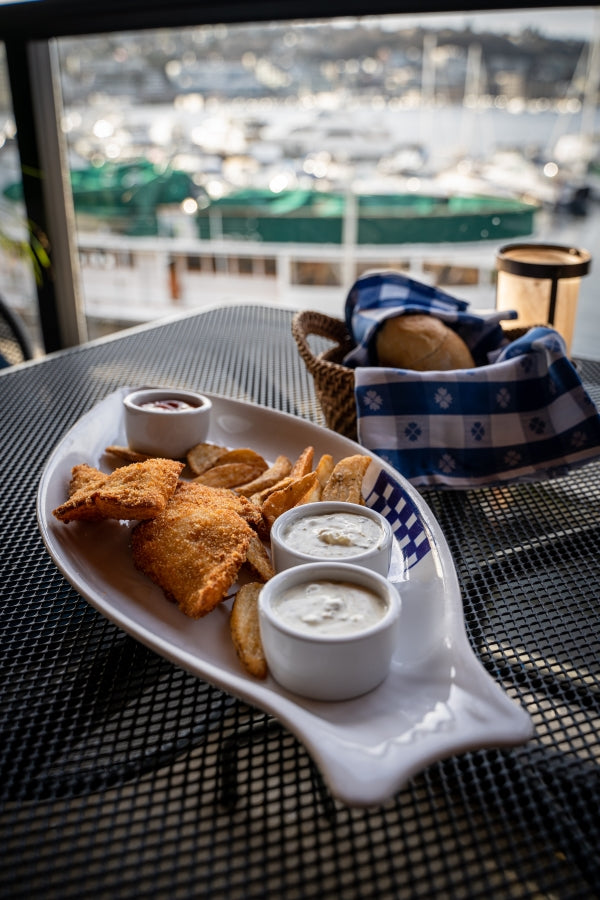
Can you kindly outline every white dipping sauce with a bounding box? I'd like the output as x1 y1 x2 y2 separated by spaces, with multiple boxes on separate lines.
272 580 387 636
282 512 383 559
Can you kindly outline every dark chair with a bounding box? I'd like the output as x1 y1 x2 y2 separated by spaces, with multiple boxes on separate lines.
0 293 34 368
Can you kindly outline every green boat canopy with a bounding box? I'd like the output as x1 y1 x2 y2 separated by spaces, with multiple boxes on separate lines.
3 160 200 236
197 187 538 244
3 166 539 242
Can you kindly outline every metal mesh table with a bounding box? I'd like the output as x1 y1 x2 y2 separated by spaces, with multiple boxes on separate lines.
1 303 599 899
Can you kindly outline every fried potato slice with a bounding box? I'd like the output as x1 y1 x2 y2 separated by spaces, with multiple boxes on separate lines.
53 458 184 523
105 445 154 463
290 446 314 478
244 533 275 582
261 472 319 527
295 477 323 505
321 454 370 504
230 582 268 679
193 462 265 489
315 453 334 487
212 448 268 471
131 493 254 618
186 442 229 475
249 475 295 507
235 455 293 498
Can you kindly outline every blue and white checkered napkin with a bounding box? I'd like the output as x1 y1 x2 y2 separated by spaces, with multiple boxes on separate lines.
344 271 600 488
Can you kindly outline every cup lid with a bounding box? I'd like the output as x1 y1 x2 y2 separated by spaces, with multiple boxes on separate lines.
496 243 591 280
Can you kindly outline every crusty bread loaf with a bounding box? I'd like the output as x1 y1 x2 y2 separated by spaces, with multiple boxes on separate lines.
375 313 475 371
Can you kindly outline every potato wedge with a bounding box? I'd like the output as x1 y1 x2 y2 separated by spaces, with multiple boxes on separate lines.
186 442 229 475
244 533 275 582
261 472 319 526
236 455 293 498
321 454 371 504
105 445 154 463
193 462 265 489
248 475 296 506
290 446 314 478
315 453 334 487
230 583 268 679
213 448 268 471
295 478 323 505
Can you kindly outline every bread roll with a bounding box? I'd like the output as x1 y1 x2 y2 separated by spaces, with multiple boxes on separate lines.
375 314 475 371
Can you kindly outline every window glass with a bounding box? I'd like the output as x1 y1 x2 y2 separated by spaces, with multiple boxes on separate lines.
0 42 44 358
45 11 600 355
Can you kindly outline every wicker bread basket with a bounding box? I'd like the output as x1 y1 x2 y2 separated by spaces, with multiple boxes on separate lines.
292 310 360 441
291 309 531 443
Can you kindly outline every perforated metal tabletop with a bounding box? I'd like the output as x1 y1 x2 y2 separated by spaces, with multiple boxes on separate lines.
1 304 599 899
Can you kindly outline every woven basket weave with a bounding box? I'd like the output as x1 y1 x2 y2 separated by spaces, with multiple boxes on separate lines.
292 310 359 440
291 309 532 443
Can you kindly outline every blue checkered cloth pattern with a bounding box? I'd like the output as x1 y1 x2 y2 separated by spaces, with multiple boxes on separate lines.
344 271 600 488
365 468 431 569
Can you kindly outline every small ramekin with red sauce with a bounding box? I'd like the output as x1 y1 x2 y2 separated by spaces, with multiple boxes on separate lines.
123 387 211 458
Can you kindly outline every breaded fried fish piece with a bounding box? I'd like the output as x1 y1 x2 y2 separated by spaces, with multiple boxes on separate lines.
53 464 110 522
175 481 265 535
69 463 109 496
131 492 254 618
53 458 183 523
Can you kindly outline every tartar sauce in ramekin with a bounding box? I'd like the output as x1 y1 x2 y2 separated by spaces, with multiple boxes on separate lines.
282 512 383 559
272 579 387 636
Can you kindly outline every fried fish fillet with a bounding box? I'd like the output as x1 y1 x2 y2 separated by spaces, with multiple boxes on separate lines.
131 489 254 618
53 463 111 522
174 480 265 535
53 458 183 523
69 463 109 496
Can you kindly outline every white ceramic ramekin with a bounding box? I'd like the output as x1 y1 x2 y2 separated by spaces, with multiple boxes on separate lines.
123 387 212 458
270 501 393 576
258 561 401 701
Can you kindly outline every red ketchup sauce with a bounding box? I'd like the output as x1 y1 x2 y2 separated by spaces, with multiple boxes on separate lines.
140 399 200 411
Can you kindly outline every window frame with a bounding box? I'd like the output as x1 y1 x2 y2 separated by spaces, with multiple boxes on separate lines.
1 0 596 350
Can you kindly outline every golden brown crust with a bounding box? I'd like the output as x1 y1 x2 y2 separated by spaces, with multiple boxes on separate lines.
104 445 154 463
244 533 275 582
54 464 109 522
174 481 265 534
53 458 183 523
186 442 229 475
131 492 254 618
375 314 475 371
193 462 264 489
235 455 293 498
93 458 183 519
289 446 314 478
68 463 109 496
230 583 268 678
321 455 370 504
261 471 319 528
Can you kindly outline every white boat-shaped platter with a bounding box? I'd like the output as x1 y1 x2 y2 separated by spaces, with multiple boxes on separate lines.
37 387 533 807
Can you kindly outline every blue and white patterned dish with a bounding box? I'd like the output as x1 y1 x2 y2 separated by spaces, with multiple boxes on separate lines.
37 387 533 807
